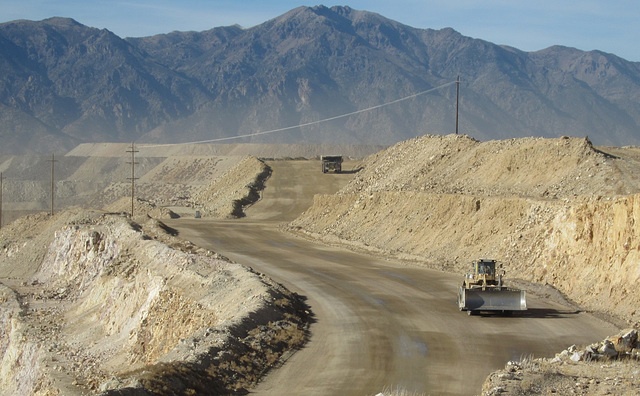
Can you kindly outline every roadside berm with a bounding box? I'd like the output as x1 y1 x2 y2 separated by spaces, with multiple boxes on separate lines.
0 209 309 395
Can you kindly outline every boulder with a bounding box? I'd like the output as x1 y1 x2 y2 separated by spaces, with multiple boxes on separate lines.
599 339 619 357
611 329 638 353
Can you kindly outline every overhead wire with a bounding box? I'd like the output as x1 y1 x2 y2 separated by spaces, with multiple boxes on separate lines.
139 79 459 148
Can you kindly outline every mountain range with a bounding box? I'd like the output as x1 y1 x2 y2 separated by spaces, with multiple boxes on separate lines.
1 5 640 155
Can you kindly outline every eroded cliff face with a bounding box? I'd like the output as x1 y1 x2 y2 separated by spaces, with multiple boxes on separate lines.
0 210 308 395
518 195 640 322
0 284 40 395
289 135 640 326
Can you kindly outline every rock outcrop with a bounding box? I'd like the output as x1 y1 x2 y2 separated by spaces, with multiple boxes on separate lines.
482 329 640 395
0 209 309 395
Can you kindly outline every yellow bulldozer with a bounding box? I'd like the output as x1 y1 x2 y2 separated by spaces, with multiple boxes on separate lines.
457 259 527 315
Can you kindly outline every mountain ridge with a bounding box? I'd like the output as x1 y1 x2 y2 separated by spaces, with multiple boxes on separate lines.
1 5 639 155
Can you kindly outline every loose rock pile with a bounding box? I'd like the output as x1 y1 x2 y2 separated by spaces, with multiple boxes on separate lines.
551 329 640 363
2 153 273 224
482 329 640 395
193 156 271 218
555 329 639 363
92 156 269 219
341 134 623 198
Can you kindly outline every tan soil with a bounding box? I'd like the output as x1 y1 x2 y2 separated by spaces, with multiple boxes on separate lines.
3 137 640 395
0 209 309 395
85 156 268 219
288 135 640 326
0 149 316 395
285 134 640 394
1 153 273 224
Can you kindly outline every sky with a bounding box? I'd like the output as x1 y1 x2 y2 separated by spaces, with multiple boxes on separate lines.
2 0 639 62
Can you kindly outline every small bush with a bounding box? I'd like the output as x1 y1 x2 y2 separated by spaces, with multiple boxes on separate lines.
373 386 429 396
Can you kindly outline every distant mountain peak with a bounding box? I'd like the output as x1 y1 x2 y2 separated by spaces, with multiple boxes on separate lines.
0 7 639 155
41 17 83 26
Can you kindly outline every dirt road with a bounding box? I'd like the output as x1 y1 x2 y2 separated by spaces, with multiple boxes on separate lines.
166 160 619 396
241 159 364 221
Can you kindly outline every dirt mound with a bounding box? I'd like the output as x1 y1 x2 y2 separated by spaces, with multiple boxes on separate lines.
193 156 271 218
0 209 309 395
2 146 278 224
343 134 625 197
98 156 272 219
72 156 269 219
289 135 640 326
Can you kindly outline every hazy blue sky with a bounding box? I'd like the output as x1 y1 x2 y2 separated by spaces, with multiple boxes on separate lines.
2 1 639 61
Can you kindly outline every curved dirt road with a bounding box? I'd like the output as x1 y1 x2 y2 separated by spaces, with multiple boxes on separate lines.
166 160 619 396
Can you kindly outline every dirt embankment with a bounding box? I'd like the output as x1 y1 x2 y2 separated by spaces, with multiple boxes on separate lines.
193 156 271 218
0 209 309 395
91 156 270 219
1 152 272 223
288 135 640 327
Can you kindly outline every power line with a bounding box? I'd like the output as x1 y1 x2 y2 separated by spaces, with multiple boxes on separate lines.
140 80 459 148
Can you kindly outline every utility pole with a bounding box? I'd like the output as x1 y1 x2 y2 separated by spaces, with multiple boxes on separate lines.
0 172 3 229
455 75 460 135
126 142 138 217
48 154 57 216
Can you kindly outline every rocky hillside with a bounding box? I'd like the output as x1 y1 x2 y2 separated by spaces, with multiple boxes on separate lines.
3 6 640 155
0 209 309 395
0 17 206 154
288 135 640 327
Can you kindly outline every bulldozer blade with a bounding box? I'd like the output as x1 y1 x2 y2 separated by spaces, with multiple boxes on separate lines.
459 287 527 312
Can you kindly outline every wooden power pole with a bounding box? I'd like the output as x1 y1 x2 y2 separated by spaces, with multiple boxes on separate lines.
0 172 3 229
126 142 138 217
456 75 460 135
48 154 57 216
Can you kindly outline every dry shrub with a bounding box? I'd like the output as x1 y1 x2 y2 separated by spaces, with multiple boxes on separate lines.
374 386 429 396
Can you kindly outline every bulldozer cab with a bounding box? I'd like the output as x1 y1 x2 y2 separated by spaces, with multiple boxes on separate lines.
476 260 495 277
465 259 501 289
